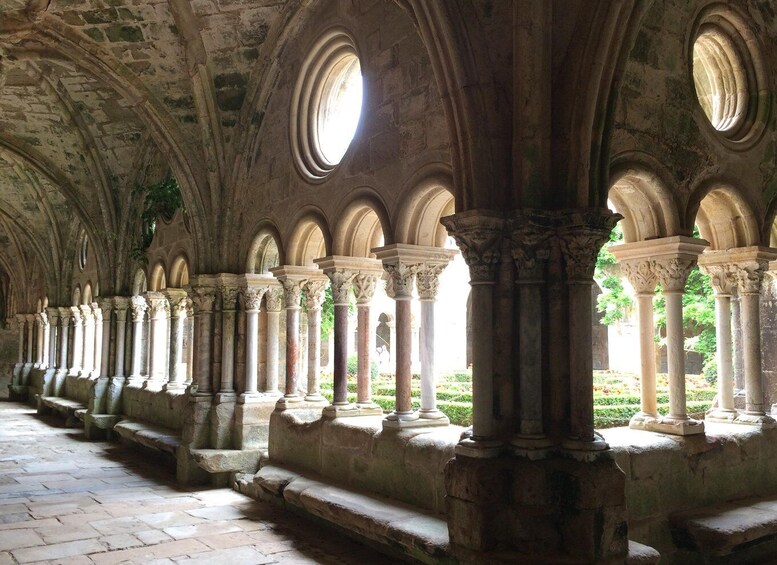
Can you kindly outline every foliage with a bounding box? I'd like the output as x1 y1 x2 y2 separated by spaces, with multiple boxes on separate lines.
346 354 379 378
130 175 183 263
595 224 633 324
315 286 356 340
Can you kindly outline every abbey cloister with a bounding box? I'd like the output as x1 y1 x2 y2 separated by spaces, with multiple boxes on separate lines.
5 0 777 563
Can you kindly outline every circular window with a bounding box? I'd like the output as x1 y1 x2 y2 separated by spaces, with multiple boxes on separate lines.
291 29 363 181
690 8 766 145
78 231 88 271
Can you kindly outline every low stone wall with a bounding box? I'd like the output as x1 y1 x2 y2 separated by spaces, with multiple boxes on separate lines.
268 409 460 515
603 423 777 563
121 384 187 431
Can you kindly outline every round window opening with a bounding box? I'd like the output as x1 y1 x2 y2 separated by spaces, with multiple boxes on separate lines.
690 10 765 145
78 231 88 271
292 30 363 181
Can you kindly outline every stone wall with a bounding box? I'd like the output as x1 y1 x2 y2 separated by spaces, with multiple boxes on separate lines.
121 386 187 431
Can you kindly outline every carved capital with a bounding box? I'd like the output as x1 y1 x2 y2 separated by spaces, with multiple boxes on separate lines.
219 286 240 310
92 304 103 324
736 260 768 295
326 270 355 304
130 295 148 321
265 287 284 312
58 307 71 319
189 288 216 313
415 263 446 301
112 296 130 312
70 306 83 324
241 287 266 311
46 307 59 324
170 296 188 318
304 280 328 310
79 304 94 324
147 298 170 319
352 274 378 304
97 298 113 314
699 264 737 296
620 260 658 295
653 257 696 292
509 213 554 281
384 263 416 299
557 210 621 282
280 279 303 309
441 212 504 283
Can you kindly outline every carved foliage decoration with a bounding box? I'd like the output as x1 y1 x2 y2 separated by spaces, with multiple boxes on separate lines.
557 210 621 282
510 213 554 280
352 274 378 304
241 287 266 311
326 270 355 304
129 295 148 321
652 257 696 292
384 263 416 299
737 260 768 295
441 213 504 283
304 280 329 310
189 288 216 313
415 263 446 300
280 279 303 309
265 287 284 312
219 286 240 310
700 264 737 296
620 260 658 294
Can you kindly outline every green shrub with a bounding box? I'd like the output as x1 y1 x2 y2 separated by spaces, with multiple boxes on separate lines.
346 355 378 378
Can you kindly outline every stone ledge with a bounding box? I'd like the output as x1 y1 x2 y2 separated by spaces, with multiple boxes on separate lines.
190 448 264 474
114 418 182 456
626 540 661 564
251 464 450 563
39 395 86 425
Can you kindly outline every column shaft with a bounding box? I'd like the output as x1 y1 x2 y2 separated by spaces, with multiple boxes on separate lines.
567 282 595 441
114 310 127 377
307 307 322 399
637 293 658 417
716 295 735 412
285 307 300 397
741 292 764 415
333 303 349 405
244 309 259 395
419 300 436 413
395 298 413 414
357 304 372 405
265 310 280 393
665 291 687 420
517 282 544 435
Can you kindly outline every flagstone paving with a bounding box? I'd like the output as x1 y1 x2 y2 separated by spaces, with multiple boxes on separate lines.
0 400 396 564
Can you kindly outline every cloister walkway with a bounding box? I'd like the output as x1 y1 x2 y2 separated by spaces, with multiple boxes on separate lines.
0 400 393 565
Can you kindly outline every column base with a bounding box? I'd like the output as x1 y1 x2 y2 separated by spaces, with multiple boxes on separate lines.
454 437 503 458
162 382 186 392
418 408 450 422
705 408 738 423
511 434 554 460
304 393 327 403
215 391 237 403
355 402 384 416
125 376 146 388
629 412 661 430
561 433 611 461
641 416 705 436
323 403 360 418
142 379 164 392
238 392 264 404
735 411 776 427
275 395 304 410
383 413 450 429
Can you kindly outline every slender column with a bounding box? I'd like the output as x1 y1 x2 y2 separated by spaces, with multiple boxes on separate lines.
353 274 379 408
509 217 554 450
264 287 283 395
383 263 417 424
442 213 504 455
415 264 449 421
96 300 111 377
323 271 355 415
46 308 59 370
57 308 70 372
732 293 745 390
41 312 50 367
34 313 44 366
185 304 194 385
16 314 25 364
145 295 170 387
217 286 239 397
25 314 34 364
737 261 772 422
620 261 660 425
112 298 129 378
241 287 265 400
558 211 620 450
190 288 216 395
304 280 328 402
279 278 304 403
164 294 188 391
653 257 704 433
700 264 737 419
128 296 148 385
68 308 83 376
79 305 95 376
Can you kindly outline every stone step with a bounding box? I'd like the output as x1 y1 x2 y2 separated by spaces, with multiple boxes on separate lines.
626 540 661 564
114 419 182 456
190 448 264 474
248 464 450 564
671 495 777 562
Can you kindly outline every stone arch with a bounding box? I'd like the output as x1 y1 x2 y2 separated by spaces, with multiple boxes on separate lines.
72 284 81 307
132 268 148 296
690 184 760 250
169 254 190 288
36 298 42 313
83 282 93 305
149 262 167 292
332 191 391 257
286 209 331 266
395 179 455 247
607 165 681 243
246 223 284 274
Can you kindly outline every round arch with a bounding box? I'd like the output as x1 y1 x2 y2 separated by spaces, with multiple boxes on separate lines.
286 209 331 266
72 284 81 307
332 191 391 257
169 254 190 288
149 262 167 292
395 181 455 247
246 223 284 274
689 184 760 250
83 282 93 304
607 167 681 243
132 268 148 296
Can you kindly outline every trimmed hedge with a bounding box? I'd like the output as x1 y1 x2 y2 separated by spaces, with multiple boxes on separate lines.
593 389 716 406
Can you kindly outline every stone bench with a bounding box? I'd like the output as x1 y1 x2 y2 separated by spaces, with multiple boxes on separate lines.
671 496 777 563
38 396 86 427
190 449 264 475
113 419 182 457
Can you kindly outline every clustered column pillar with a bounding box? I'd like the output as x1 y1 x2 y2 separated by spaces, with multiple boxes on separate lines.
352 274 382 414
128 296 148 386
46 308 59 372
15 314 25 366
303 280 328 403
108 297 129 415
40 311 50 368
190 288 215 395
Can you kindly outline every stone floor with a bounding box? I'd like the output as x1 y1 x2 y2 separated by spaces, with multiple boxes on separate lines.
0 399 397 565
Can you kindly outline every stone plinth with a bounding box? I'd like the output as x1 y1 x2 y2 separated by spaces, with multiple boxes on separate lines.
234 396 278 449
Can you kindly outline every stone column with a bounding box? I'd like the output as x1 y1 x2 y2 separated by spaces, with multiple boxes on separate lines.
46 308 59 371
653 256 704 434
34 313 44 367
217 285 239 399
557 211 620 451
415 263 450 423
699 263 737 421
441 213 504 456
509 216 553 452
112 298 129 379
190 287 216 395
732 293 745 390
736 258 774 424
57 308 70 372
264 287 283 395
304 279 328 402
620 261 659 427
68 308 83 376
241 287 265 401
164 293 188 391
353 274 382 413
323 270 356 416
79 305 95 378
145 294 170 388
40 311 50 368
96 300 111 378
276 276 305 406
128 296 148 385
16 314 25 364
